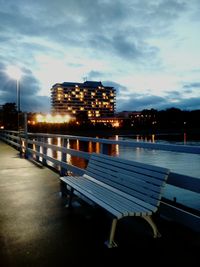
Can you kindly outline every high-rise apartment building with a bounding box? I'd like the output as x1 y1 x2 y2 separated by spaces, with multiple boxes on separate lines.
51 81 116 118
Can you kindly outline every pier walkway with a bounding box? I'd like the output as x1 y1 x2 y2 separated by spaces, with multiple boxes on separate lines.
0 140 199 267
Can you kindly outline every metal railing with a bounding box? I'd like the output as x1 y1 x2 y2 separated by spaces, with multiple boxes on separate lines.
0 130 200 232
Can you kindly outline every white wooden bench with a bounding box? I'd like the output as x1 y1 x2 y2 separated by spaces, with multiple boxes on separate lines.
60 153 170 248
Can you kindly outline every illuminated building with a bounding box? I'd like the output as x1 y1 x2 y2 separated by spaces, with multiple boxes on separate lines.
90 117 123 128
51 81 116 118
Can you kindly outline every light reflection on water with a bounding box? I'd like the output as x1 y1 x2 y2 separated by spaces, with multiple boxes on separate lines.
46 133 200 210
46 133 200 177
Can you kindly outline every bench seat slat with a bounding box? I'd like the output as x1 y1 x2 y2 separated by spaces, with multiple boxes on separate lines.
62 175 156 211
87 165 163 193
88 158 167 185
86 165 164 198
92 153 169 174
73 177 152 214
84 170 161 206
84 175 157 211
90 154 169 179
61 177 123 218
61 176 153 217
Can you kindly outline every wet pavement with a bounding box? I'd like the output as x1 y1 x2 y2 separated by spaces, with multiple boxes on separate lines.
0 140 199 267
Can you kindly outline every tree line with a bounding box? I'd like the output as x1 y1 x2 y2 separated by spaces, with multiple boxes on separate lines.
0 103 199 134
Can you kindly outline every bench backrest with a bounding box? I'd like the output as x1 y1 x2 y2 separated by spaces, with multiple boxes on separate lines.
85 153 170 207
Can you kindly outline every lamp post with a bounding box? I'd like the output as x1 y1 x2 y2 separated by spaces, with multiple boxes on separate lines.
6 66 22 131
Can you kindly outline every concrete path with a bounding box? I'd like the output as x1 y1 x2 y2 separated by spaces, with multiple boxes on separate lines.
0 140 199 267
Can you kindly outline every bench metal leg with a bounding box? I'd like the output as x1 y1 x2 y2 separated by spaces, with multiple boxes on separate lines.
65 187 74 208
60 180 68 197
142 215 161 238
105 218 118 248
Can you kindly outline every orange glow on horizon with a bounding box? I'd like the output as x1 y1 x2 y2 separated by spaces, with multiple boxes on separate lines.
36 113 72 123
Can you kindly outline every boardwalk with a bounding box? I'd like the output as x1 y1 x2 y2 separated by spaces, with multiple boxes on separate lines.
0 140 199 267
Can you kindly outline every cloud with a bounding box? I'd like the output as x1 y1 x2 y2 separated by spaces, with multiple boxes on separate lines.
183 82 200 89
116 90 200 111
102 81 127 94
0 0 183 63
174 97 200 110
87 70 106 80
165 90 182 97
117 93 168 111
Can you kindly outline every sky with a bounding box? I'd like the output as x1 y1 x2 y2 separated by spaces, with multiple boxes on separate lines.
0 0 200 113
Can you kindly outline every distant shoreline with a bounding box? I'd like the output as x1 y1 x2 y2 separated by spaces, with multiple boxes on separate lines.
55 127 200 139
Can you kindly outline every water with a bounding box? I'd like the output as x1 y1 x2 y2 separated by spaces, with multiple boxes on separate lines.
116 134 200 178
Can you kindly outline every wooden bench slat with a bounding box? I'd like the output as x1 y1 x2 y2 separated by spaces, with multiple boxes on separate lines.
85 169 161 206
60 177 123 218
88 157 168 184
62 176 152 217
84 174 157 211
87 164 163 192
92 153 169 174
62 174 157 212
75 177 152 214
91 154 169 178
86 165 164 197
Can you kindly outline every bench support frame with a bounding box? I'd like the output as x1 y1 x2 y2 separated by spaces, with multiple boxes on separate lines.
104 215 161 248
142 215 161 238
105 218 118 248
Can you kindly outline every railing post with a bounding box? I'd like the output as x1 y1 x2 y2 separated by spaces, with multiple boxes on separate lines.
60 138 67 176
19 131 22 156
100 143 109 155
42 137 47 166
24 113 29 159
35 137 40 162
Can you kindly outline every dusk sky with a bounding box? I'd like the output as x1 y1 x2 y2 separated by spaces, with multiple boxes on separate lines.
0 0 200 113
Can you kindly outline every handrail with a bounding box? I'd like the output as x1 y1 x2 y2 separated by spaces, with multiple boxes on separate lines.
26 132 200 154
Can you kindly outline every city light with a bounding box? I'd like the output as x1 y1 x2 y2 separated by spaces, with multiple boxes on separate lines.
6 66 22 81
36 114 72 124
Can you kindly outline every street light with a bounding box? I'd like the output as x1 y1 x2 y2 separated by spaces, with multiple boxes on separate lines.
6 66 22 130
